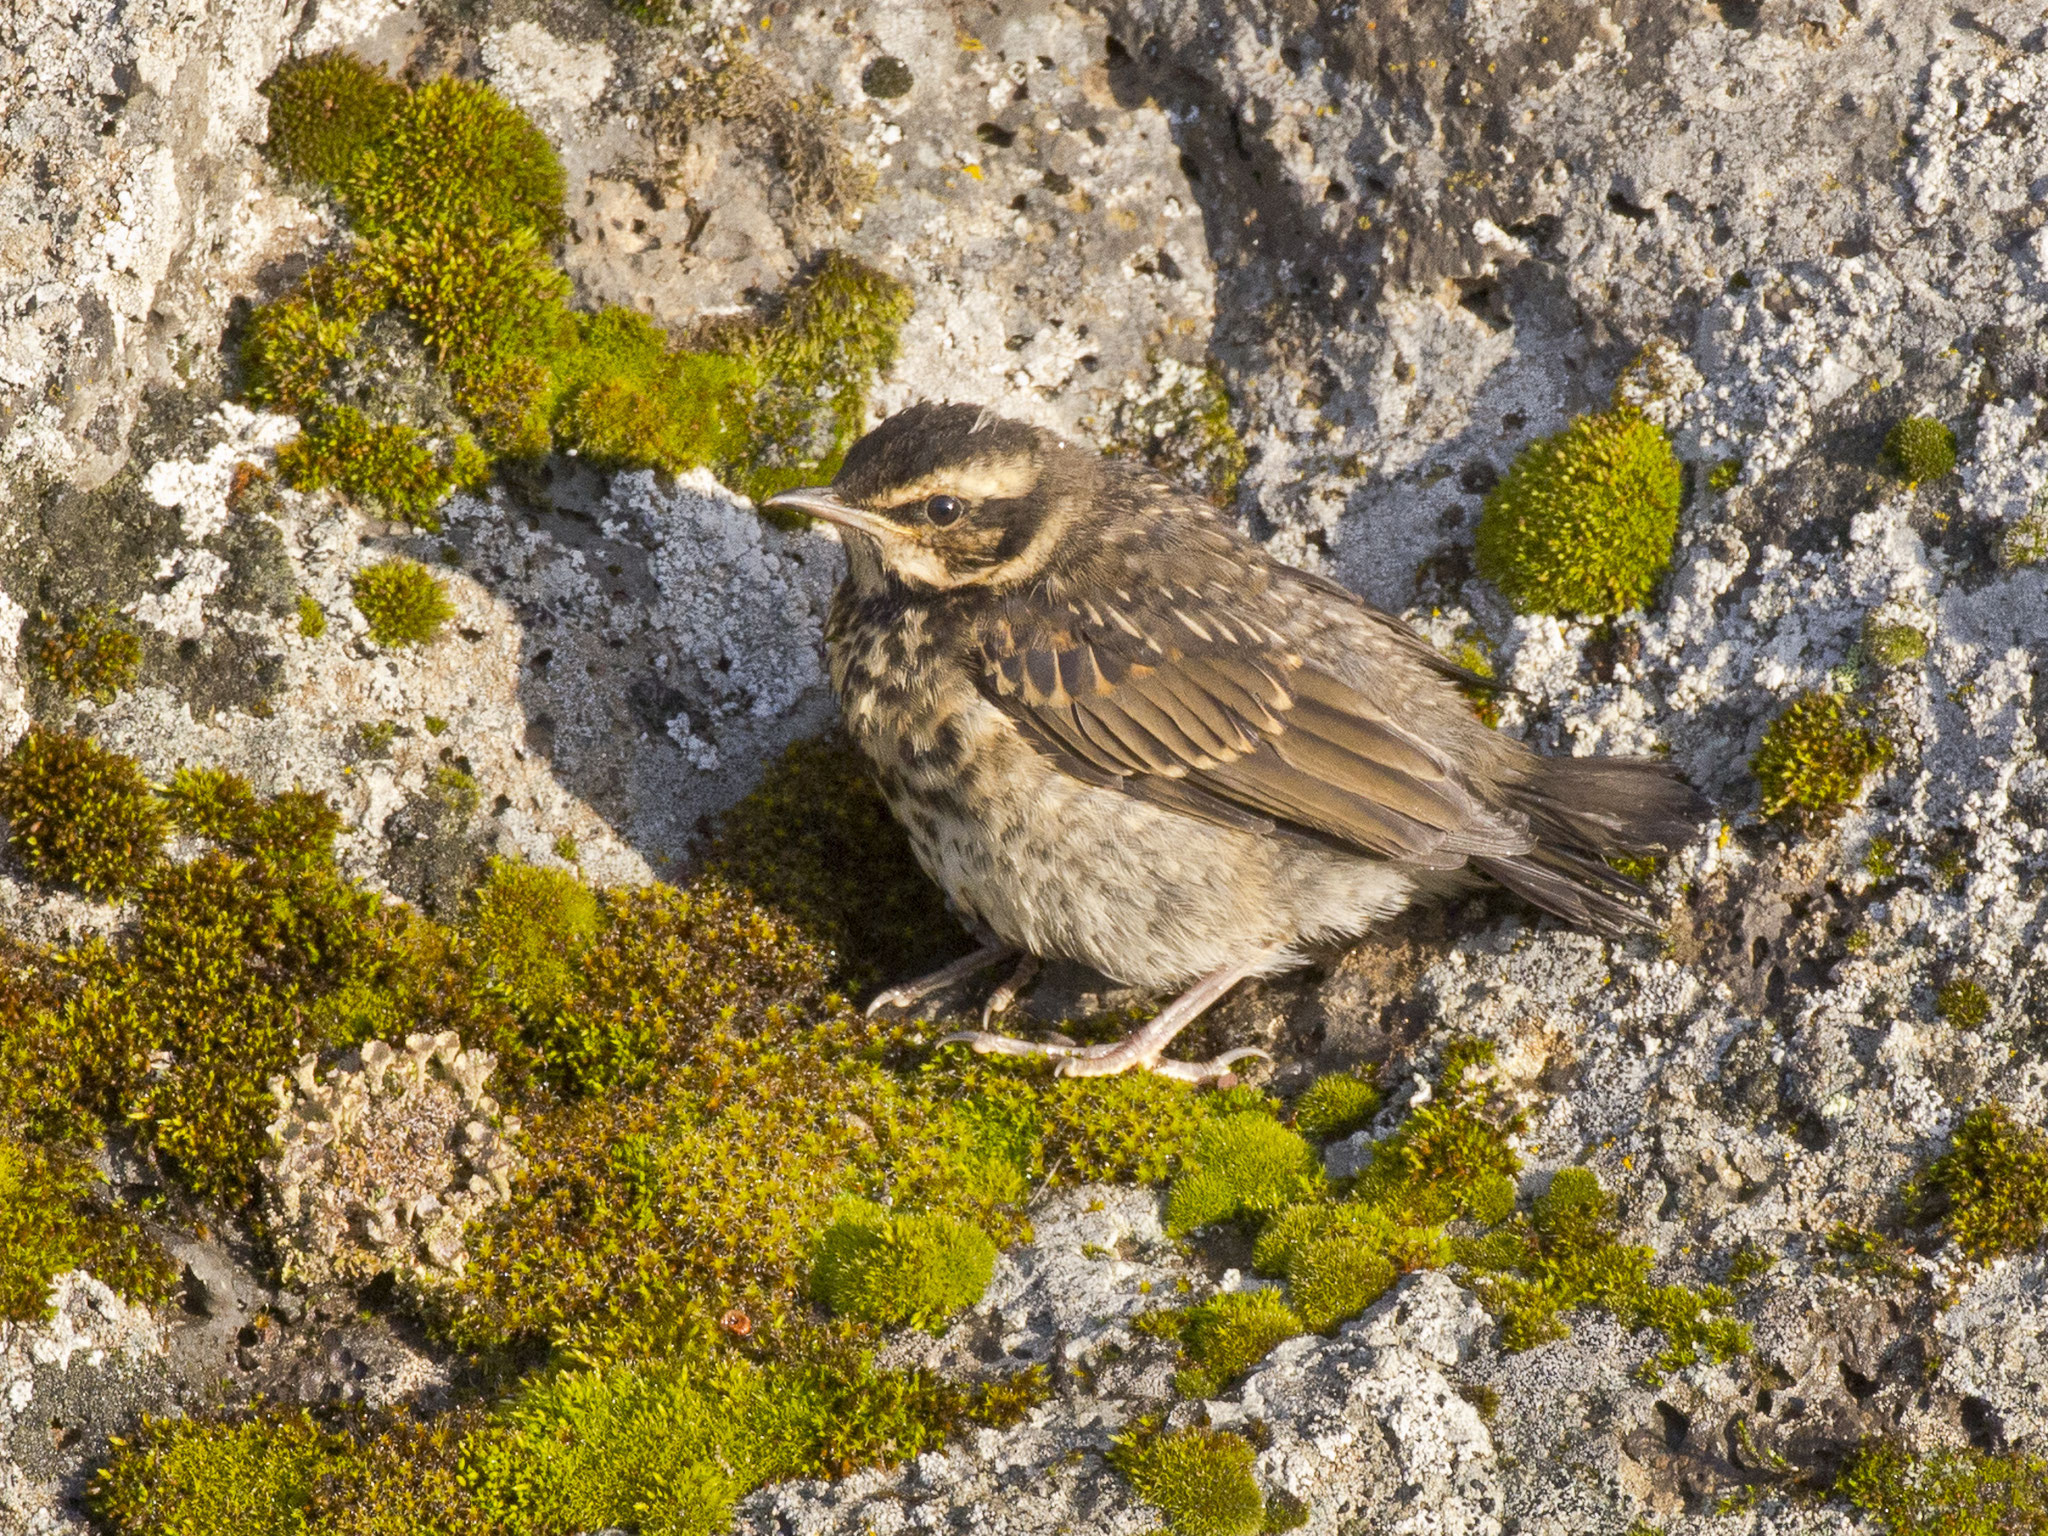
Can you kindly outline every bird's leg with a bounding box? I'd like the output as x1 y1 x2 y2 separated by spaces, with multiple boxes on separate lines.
980 953 1041 1026
939 946 1283 1086
865 935 1019 1018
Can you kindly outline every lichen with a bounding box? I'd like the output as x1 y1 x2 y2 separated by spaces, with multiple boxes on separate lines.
1911 1101 2048 1262
1103 358 1250 505
351 558 455 647
1882 416 1958 482
1108 1421 1273 1536
1476 409 1682 616
1752 690 1892 828
32 605 142 704
1839 1438 2048 1536
0 726 166 898
809 1198 998 1332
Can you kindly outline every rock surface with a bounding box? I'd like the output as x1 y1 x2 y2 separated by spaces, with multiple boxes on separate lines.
2 0 2047 1530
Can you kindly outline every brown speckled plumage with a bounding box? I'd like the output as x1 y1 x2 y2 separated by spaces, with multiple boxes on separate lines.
768 403 1707 1079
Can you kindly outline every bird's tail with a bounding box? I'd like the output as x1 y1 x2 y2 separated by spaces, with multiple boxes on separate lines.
1474 756 1711 933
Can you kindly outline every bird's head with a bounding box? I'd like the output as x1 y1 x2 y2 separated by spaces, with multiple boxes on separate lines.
763 402 1096 594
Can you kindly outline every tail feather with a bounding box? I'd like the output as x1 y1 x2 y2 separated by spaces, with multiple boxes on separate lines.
1479 756 1712 932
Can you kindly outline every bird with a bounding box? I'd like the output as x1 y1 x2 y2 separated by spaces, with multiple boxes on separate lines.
761 402 1709 1084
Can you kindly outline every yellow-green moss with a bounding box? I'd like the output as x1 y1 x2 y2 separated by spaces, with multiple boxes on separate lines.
92 1412 341 1536
1839 1438 2048 1536
278 409 482 527
1864 617 1929 669
240 253 388 415
351 559 455 647
341 76 566 240
1164 1288 1306 1398
1291 1071 1381 1142
1752 691 1892 827
1882 417 1958 483
1912 1102 2048 1262
2000 498 2048 569
1109 1421 1271 1536
1935 977 1992 1029
1707 457 1743 493
810 1198 998 1331
1165 1111 1325 1236
259 51 405 186
0 727 165 898
465 857 600 1023
296 594 328 638
33 605 142 704
1476 410 1682 616
0 1132 176 1322
1349 1039 1522 1226
700 730 955 991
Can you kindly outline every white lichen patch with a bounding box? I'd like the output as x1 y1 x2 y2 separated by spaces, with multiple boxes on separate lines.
262 1031 522 1292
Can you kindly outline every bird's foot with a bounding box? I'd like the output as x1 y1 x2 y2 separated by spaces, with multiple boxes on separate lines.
866 938 1018 1018
934 1028 1270 1087
980 954 1041 1026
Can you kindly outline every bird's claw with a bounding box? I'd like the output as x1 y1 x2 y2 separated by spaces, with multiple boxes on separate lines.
934 1030 1270 1087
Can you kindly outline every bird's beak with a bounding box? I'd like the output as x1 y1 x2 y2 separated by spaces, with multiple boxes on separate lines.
761 486 907 542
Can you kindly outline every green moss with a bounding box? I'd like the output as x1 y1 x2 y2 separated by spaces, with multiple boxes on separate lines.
278 408 470 527
92 1412 340 1536
701 730 955 991
2000 498 2048 569
1707 457 1743 493
296 594 328 638
1752 691 1892 827
1251 1202 1435 1330
0 1132 176 1322
1476 409 1682 616
551 306 753 477
350 559 455 647
0 727 165 898
259 51 405 187
342 76 566 241
1104 360 1249 505
1109 1422 1270 1536
551 833 578 863
1291 1071 1381 1142
1349 1039 1522 1226
1935 977 1992 1029
33 605 142 703
1864 618 1929 669
1839 1439 2048 1536
1169 1287 1305 1398
465 858 600 1023
1165 1111 1325 1235
1913 1102 2048 1262
810 1199 998 1331
1883 417 1958 482
369 223 572 373
1726 1241 1776 1285
162 765 260 843
240 254 388 415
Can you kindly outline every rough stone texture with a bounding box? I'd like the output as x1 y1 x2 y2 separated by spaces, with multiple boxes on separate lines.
3 0 2048 1530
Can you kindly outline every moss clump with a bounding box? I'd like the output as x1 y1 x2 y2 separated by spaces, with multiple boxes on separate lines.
278 408 484 526
810 1199 998 1331
1935 977 1992 1029
240 253 389 415
1165 1112 1325 1235
1109 1422 1271 1536
1864 617 1929 669
1252 1202 1420 1330
1913 1102 2048 1262
1163 1288 1306 1398
0 1133 176 1322
1707 457 1743 493
0 727 165 898
1839 1438 2048 1536
1752 691 1892 827
1103 359 1249 505
466 858 600 1023
1476 409 1682 616
1292 1071 1381 1142
161 765 260 843
1349 1039 1522 1226
296 594 328 637
700 730 955 991
341 76 566 240
1883 416 1958 482
34 606 142 704
259 51 405 186
351 559 455 647
91 1412 340 1536
2000 497 2048 569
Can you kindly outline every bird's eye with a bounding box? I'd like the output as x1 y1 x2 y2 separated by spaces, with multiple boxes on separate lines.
925 494 965 526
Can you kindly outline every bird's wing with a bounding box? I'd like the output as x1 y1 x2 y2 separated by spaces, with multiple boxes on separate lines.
974 577 1534 870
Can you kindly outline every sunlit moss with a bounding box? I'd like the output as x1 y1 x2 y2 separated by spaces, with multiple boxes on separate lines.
91 1412 340 1536
1291 1071 1381 1142
342 76 567 240
278 409 483 527
240 253 389 415
0 727 165 898
1162 1287 1305 1398
1165 1111 1324 1236
1752 691 1891 828
1912 1102 2048 1262
350 559 455 647
1477 410 1682 616
1882 416 1957 483
809 1198 997 1332
33 605 142 704
1839 1438 2048 1536
259 51 405 186
1109 1421 1271 1536
465 857 600 1023
1935 977 1992 1029
296 594 328 638
0 1132 176 1323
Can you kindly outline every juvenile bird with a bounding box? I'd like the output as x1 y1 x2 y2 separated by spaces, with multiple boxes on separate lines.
764 404 1707 1083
